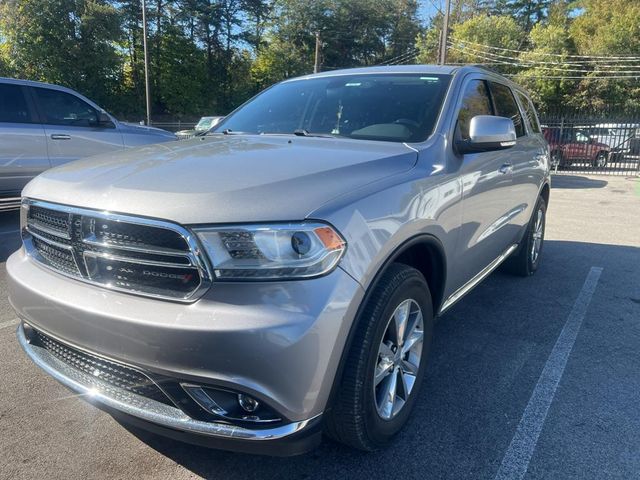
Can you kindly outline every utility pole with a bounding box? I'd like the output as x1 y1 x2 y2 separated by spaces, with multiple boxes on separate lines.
142 0 151 126
313 31 321 74
438 0 451 65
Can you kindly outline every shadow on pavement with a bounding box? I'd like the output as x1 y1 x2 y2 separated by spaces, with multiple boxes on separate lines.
550 175 608 189
116 239 640 480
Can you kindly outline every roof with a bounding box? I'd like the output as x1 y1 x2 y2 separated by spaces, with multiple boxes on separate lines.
287 64 519 88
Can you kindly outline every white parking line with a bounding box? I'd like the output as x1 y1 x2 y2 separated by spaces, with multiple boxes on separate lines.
494 266 603 480
0 319 20 330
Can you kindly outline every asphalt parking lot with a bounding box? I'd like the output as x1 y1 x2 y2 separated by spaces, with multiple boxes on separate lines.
1 174 639 480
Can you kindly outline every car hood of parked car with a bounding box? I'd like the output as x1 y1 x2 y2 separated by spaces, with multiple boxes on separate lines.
23 135 418 224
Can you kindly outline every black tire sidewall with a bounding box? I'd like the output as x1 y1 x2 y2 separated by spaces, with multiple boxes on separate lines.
361 271 433 445
525 198 546 274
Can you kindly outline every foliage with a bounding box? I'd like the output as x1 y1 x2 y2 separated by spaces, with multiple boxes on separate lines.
0 0 638 118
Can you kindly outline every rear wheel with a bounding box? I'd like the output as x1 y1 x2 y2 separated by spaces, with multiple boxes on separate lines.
324 263 434 450
501 196 546 277
592 151 608 168
550 150 563 168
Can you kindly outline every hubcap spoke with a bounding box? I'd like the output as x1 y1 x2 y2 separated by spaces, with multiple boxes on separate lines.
393 300 411 346
379 368 398 419
374 299 424 420
402 329 424 355
375 357 394 386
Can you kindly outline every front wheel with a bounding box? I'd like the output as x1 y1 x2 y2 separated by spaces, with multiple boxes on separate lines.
324 263 434 450
501 196 546 277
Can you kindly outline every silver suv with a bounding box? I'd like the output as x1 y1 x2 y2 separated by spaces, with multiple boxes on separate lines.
0 78 176 211
8 66 550 456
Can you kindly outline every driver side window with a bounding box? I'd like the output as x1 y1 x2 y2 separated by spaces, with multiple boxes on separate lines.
456 80 493 141
33 87 98 127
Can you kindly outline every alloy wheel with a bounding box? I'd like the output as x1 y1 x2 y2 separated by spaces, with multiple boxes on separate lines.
531 207 544 264
373 299 424 420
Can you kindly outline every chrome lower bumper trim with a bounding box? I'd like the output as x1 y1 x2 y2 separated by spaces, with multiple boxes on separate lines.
17 323 320 441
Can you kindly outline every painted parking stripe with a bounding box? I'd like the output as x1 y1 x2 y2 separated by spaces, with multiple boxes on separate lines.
494 266 603 480
0 319 20 330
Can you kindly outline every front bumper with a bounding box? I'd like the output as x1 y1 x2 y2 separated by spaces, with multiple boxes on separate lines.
17 323 322 455
8 248 364 452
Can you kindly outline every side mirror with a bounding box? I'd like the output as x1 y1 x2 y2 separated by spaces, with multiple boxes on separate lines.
97 112 115 128
457 115 516 154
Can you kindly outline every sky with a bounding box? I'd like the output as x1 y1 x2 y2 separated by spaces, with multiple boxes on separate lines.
418 0 442 24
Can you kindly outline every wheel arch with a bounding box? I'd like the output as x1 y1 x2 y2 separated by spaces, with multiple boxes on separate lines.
325 233 447 417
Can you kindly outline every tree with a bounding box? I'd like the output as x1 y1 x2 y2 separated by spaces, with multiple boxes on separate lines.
569 0 640 110
0 0 122 109
445 15 524 73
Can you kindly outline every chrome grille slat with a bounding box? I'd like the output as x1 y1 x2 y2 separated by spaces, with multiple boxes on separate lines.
21 199 212 302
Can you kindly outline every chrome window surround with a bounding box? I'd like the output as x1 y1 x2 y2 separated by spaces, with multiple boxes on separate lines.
21 198 213 302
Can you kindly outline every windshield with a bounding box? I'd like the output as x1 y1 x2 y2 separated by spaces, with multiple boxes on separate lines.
213 74 451 143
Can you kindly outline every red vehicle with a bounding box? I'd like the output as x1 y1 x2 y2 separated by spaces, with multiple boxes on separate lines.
543 127 610 168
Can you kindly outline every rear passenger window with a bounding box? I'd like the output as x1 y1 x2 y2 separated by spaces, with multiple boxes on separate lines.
456 80 493 141
0 83 33 124
516 91 541 134
489 82 525 137
33 87 98 127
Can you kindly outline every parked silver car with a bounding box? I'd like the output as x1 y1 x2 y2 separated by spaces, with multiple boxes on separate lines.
8 65 550 455
0 78 176 211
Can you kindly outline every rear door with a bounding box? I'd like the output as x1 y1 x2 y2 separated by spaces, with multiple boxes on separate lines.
488 82 541 235
510 89 548 232
30 86 124 167
0 82 49 197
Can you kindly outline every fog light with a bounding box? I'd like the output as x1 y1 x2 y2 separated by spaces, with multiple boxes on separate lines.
238 394 260 412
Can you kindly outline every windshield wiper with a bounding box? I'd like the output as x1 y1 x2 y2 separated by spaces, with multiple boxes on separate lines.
292 129 335 138
219 129 248 135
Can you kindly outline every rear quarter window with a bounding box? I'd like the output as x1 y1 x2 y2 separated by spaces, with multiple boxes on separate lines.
516 91 541 134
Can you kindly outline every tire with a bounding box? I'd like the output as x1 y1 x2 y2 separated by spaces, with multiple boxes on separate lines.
592 151 608 168
501 196 546 277
324 263 434 451
550 150 563 168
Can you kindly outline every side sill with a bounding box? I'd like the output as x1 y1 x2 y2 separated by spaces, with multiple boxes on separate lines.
439 243 518 314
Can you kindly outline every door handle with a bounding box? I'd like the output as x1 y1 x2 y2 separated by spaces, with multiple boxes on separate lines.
50 134 71 140
498 163 513 174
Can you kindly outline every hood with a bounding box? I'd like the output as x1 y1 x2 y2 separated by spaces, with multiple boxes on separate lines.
119 121 177 138
23 135 417 224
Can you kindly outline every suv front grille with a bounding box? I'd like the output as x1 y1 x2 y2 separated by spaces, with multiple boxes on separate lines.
22 199 211 301
31 329 174 407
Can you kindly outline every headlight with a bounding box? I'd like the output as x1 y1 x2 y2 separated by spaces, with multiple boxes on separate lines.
194 222 346 280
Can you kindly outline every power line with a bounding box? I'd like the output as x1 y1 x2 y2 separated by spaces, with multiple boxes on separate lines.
448 45 640 75
454 38 640 60
450 42 640 68
449 43 640 73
